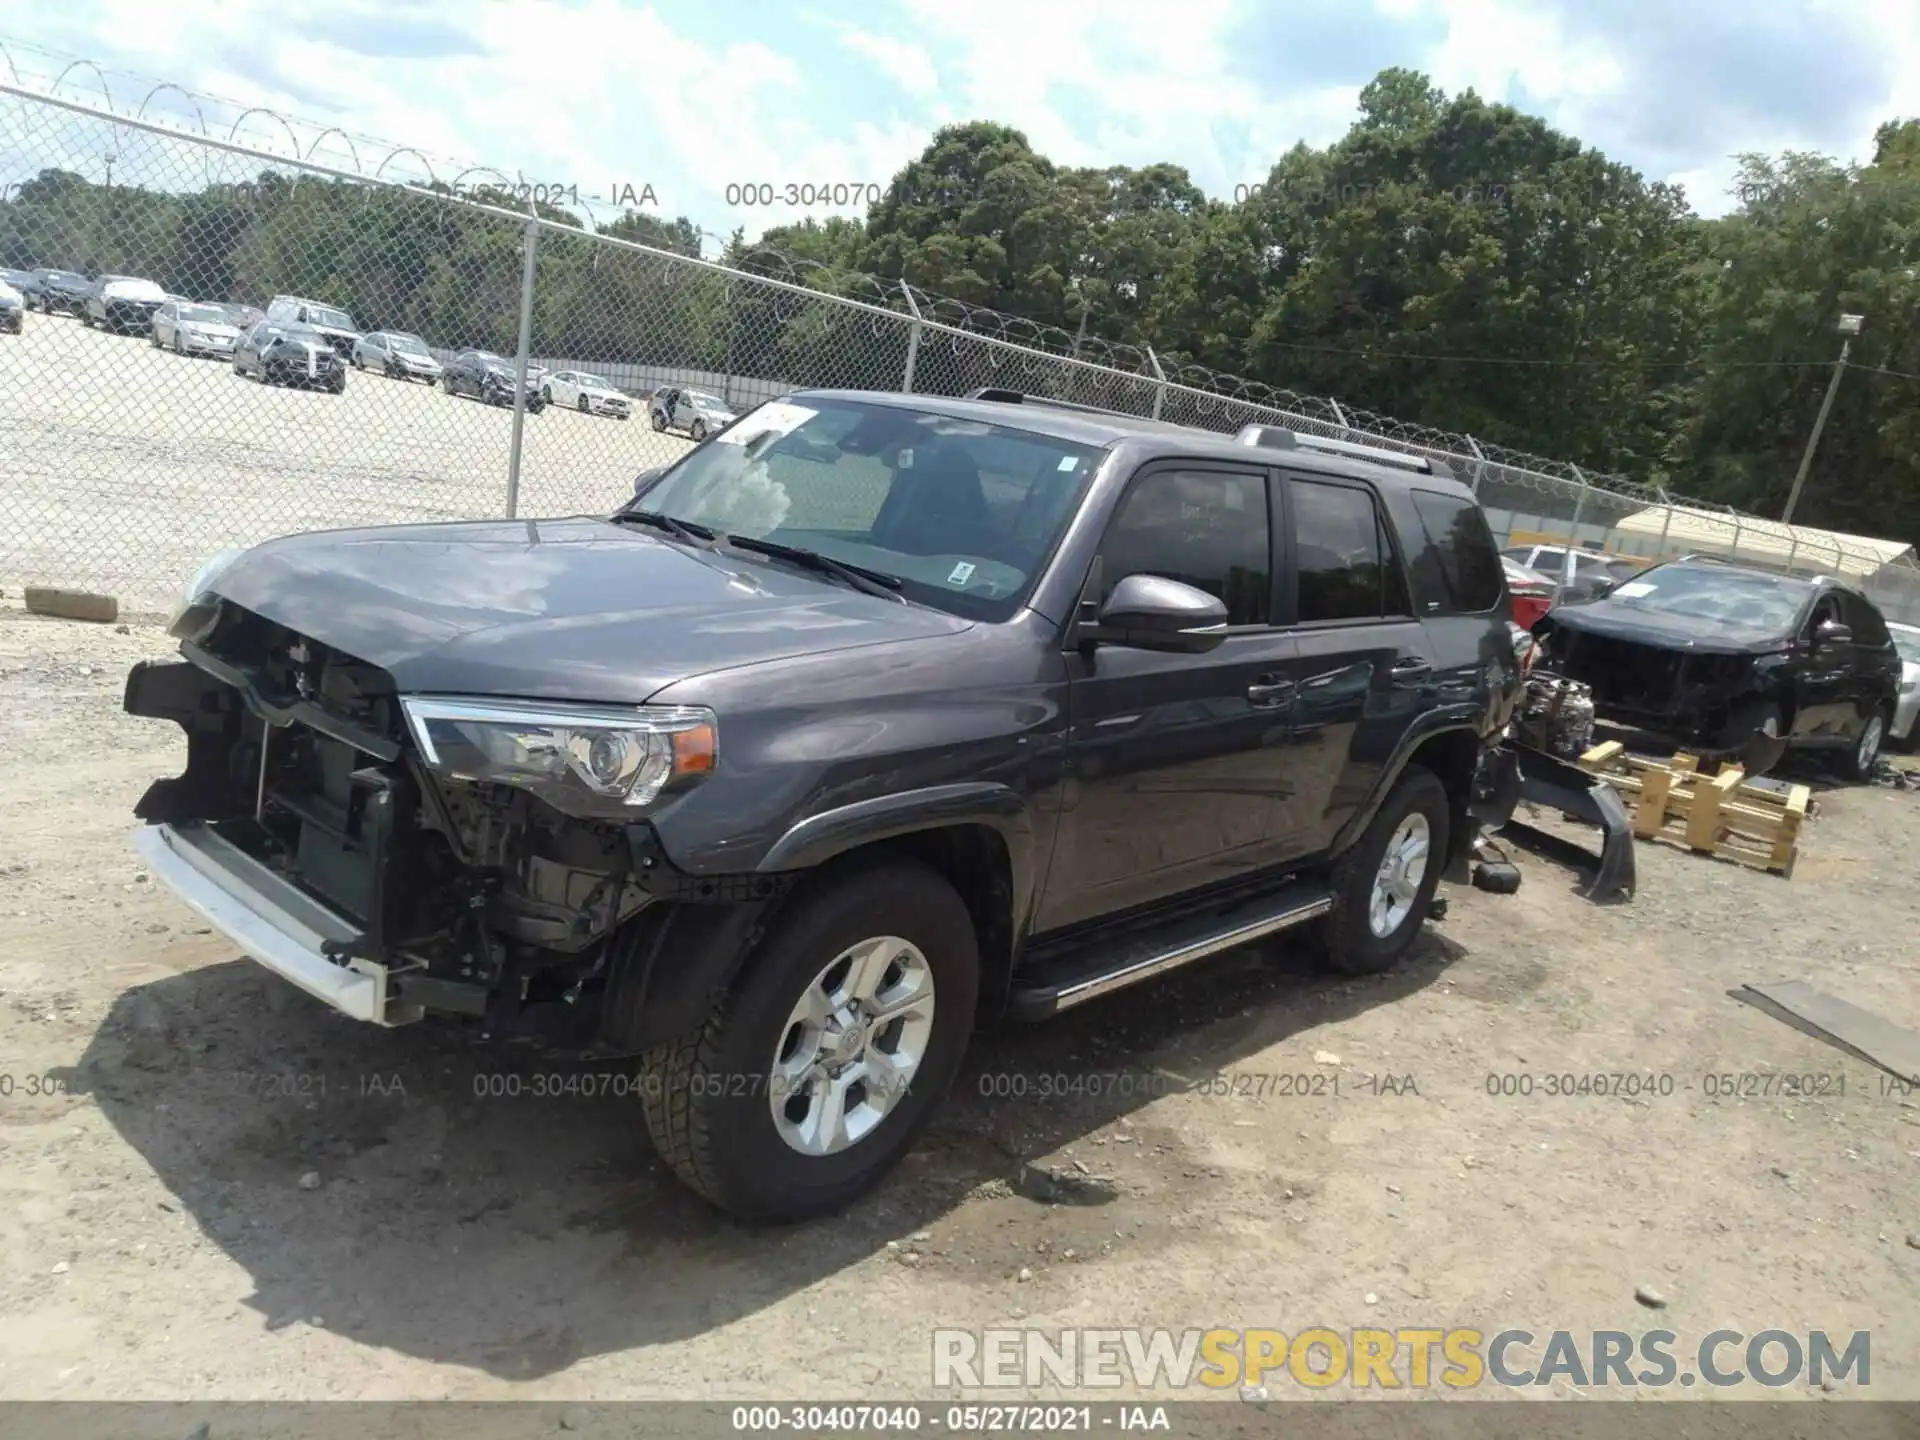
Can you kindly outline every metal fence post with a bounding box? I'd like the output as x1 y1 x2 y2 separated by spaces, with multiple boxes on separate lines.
1554 477 1590 603
1727 507 1744 567
1146 346 1167 421
1328 400 1350 436
1654 488 1676 558
1463 434 1486 495
504 214 539 519
900 281 922 394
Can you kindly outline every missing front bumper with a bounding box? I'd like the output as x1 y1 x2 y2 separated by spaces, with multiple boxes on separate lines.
134 823 422 1026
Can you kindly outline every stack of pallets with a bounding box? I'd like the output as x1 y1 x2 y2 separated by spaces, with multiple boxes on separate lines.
1576 741 1810 877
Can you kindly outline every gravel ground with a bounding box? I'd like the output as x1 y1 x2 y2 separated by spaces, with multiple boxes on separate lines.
0 309 695 611
1 597 1918 1405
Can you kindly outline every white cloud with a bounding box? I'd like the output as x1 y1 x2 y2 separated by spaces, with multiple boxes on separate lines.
834 27 938 97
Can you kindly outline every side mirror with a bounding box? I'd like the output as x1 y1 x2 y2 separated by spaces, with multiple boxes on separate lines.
632 466 667 498
1814 618 1853 647
1588 577 1616 598
1087 573 1229 654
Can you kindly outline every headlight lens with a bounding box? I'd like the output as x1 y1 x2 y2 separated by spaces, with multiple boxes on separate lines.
401 697 717 815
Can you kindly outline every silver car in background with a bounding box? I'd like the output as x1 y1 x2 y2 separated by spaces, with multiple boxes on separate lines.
648 385 737 440
1890 621 1920 748
151 300 241 357
353 330 443 382
0 279 23 334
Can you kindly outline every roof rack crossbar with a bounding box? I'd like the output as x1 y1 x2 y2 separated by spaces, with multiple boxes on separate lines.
1236 422 1456 479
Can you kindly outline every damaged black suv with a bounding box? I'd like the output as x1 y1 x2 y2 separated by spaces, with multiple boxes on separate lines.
124 388 1521 1221
1529 555 1902 779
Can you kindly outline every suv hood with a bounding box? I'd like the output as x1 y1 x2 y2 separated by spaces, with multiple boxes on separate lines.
206 517 971 702
1544 599 1789 655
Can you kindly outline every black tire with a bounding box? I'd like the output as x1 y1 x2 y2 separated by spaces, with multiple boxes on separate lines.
577 394 588 413
690 419 707 441
172 332 184 355
328 373 346 395
650 409 667 431
1317 765 1450 976
1836 706 1888 782
639 861 980 1223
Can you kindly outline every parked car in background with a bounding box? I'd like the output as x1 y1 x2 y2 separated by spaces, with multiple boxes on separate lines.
232 320 347 393
264 296 362 360
1530 556 1902 778
32 268 90 314
542 370 632 419
151 299 242 358
649 385 736 439
1503 544 1643 603
121 388 1519 1222
0 278 23 333
83 275 168 334
1503 554 1556 631
218 302 265 331
1890 621 1920 749
2 268 41 304
442 349 547 411
353 330 443 382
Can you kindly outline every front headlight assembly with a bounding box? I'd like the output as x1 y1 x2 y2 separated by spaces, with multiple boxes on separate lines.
401 697 717 816
168 546 246 641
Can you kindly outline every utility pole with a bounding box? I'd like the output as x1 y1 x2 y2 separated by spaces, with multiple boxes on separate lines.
1782 313 1864 526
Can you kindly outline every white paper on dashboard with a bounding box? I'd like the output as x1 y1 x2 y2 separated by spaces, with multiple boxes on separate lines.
714 401 817 445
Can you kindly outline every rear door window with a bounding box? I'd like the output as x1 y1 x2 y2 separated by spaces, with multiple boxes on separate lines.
1287 479 1405 623
1408 489 1503 613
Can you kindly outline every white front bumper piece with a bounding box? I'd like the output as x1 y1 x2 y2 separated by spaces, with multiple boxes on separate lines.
134 823 420 1026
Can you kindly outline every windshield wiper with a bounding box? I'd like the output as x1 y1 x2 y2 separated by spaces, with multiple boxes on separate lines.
723 535 906 602
612 509 717 547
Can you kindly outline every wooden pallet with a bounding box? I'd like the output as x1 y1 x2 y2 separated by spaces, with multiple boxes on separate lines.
1576 741 1810 877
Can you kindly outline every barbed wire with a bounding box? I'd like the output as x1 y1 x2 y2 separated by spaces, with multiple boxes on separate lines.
0 37 1911 573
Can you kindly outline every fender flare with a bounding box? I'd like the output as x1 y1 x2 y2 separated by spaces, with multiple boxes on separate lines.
1330 715 1487 869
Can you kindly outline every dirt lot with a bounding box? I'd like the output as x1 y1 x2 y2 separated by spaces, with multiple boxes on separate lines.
0 311 695 611
0 596 1917 1405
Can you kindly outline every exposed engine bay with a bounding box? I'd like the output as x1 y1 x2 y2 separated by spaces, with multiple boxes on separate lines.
125 607 677 1026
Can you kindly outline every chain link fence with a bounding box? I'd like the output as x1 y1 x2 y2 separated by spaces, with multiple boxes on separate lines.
2 73 1917 626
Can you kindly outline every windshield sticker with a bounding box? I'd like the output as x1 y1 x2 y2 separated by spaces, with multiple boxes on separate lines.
898 448 914 469
1611 581 1657 598
1057 455 1080 471
713 400 816 445
947 561 976 586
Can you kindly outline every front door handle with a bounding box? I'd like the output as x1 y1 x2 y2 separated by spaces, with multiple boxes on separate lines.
1247 675 1295 707
1391 656 1432 683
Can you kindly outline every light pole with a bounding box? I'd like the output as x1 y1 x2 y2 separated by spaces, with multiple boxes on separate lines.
102 150 116 189
1782 312 1863 525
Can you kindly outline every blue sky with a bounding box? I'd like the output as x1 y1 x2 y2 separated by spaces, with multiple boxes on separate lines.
2 0 1916 253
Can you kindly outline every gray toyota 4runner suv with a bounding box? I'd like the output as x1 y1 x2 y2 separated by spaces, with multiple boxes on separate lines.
124 387 1521 1221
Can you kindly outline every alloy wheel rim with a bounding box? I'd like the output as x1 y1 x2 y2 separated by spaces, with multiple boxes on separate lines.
769 935 936 1158
1860 716 1883 770
1368 813 1431 939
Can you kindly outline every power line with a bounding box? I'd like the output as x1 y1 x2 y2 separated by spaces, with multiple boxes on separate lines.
1250 335 1917 372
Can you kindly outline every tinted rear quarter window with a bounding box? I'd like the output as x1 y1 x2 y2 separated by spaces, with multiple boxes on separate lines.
1409 489 1503 613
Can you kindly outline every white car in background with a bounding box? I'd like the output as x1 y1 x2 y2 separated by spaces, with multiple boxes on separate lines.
0 279 23 334
541 370 632 419
1890 621 1920 749
151 299 241 357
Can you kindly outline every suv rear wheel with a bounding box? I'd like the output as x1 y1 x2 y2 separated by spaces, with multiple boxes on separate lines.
639 860 980 1222
1838 708 1887 782
1317 765 1449 976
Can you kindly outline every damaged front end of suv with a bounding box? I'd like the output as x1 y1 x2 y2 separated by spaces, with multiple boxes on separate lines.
125 565 761 1041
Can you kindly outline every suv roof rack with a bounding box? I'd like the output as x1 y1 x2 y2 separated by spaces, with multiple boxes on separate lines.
1235 422 1455 479
965 387 1151 420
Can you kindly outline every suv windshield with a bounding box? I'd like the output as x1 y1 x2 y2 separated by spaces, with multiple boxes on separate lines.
687 391 727 409
1607 562 1812 630
636 396 1103 620
304 306 354 329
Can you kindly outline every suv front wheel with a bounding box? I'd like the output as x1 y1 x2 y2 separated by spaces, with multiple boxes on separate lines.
639 860 980 1222
1317 765 1450 976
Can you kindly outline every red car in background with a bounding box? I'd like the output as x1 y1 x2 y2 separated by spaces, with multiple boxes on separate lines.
1504 554 1557 631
